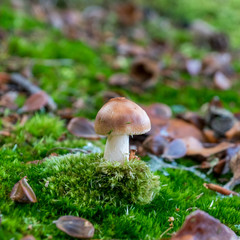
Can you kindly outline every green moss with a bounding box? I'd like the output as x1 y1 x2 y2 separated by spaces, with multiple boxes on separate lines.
41 153 160 206
21 114 65 139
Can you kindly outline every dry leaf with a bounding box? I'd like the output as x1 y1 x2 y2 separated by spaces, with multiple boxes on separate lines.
21 91 48 112
161 119 205 142
130 57 159 88
67 117 100 140
162 139 187 160
181 137 233 158
10 176 37 203
54 215 94 239
177 112 205 130
115 2 142 26
171 210 238 240
203 183 238 196
143 134 167 155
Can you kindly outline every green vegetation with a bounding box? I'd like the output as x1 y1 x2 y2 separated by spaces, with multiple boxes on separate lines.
1 2 240 239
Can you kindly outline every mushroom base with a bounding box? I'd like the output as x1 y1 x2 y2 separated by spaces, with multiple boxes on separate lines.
104 135 129 163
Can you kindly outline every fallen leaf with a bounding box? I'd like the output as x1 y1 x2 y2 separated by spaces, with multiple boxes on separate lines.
209 32 229 51
67 117 100 140
162 139 187 160
181 137 233 158
143 134 168 155
54 215 94 239
203 183 238 196
20 91 48 112
171 210 238 240
214 71 232 90
0 72 10 84
129 149 140 160
10 176 37 203
225 150 240 189
115 2 142 26
160 119 205 142
130 57 159 88
177 112 205 130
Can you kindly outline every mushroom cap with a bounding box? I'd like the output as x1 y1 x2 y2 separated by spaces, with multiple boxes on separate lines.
94 97 151 136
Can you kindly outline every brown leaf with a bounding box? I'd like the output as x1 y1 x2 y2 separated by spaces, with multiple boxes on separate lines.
181 137 233 158
214 71 232 90
161 119 205 142
225 150 240 189
10 176 37 203
0 72 10 84
55 215 94 239
143 134 168 155
21 91 48 112
130 57 159 89
162 139 187 159
171 210 238 240
129 149 140 160
177 112 205 130
67 117 100 140
203 183 238 196
115 2 142 26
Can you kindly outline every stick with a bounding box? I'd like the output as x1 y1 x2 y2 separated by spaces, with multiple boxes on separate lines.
10 73 57 111
203 183 239 196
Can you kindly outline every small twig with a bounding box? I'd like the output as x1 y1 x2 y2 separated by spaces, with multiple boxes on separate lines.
203 183 239 196
10 73 57 111
47 147 91 155
159 226 173 239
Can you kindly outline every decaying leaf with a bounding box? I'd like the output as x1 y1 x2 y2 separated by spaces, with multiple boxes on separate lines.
54 215 94 239
67 117 100 140
203 183 238 196
143 134 167 155
20 91 48 112
129 149 140 160
177 112 205 130
181 136 233 158
130 57 159 88
115 2 142 26
162 139 187 160
171 210 238 240
160 119 205 142
10 176 37 203
225 150 240 189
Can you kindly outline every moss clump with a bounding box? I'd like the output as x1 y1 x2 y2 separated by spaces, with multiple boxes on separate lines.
40 153 160 207
22 114 65 139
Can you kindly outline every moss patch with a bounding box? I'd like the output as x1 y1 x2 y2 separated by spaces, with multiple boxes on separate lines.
41 153 160 206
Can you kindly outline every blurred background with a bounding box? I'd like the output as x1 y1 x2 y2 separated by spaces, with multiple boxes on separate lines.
1 0 240 118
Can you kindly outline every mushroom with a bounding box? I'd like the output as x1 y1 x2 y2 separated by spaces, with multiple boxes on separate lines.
95 97 151 163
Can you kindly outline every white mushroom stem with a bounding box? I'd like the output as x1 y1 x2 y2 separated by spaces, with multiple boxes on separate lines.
104 135 129 163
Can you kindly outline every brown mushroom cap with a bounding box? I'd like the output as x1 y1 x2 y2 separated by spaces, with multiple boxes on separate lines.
95 97 151 135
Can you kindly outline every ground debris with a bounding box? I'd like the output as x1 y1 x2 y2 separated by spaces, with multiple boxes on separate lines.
203 183 238 196
10 176 37 203
171 210 238 240
54 215 94 239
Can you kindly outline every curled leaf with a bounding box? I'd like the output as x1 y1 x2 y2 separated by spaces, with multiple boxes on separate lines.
10 176 37 203
171 210 238 240
54 215 94 239
67 117 100 140
181 137 233 158
162 139 187 160
20 91 48 112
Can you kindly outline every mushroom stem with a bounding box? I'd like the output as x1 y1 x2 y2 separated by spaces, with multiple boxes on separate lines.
104 135 129 163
